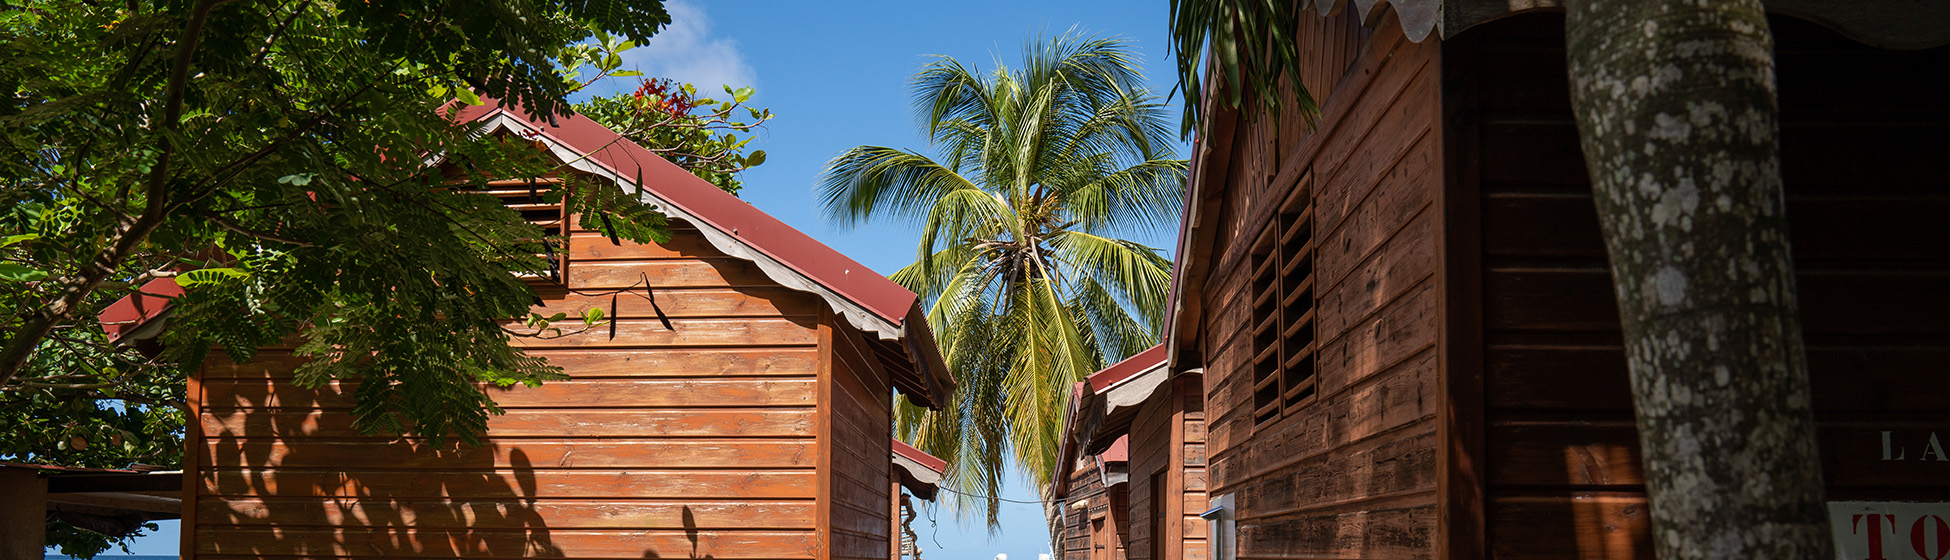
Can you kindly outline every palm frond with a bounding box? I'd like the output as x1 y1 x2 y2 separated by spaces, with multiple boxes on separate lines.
820 32 1182 530
1168 0 1321 138
818 146 982 228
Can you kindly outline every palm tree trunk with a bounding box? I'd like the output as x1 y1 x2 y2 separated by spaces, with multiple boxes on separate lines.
1042 480 1064 558
1564 1 1832 558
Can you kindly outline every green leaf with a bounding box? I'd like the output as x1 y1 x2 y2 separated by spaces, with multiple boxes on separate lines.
583 307 604 324
0 263 48 283
0 233 41 248
610 70 641 77
277 173 315 186
454 87 484 106
746 150 766 167
177 267 249 287
734 86 754 103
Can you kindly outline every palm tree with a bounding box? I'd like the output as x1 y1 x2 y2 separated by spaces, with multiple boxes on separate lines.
819 33 1186 527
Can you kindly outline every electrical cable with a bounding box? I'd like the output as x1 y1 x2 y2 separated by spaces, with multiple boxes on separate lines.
932 485 1065 505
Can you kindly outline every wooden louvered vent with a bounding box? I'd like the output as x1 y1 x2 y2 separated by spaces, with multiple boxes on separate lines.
1249 172 1317 427
462 176 569 283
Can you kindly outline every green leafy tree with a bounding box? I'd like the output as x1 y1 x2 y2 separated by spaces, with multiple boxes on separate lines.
578 78 773 196
818 33 1186 529
0 0 676 554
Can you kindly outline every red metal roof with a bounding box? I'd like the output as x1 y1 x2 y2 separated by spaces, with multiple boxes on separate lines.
1098 435 1129 463
100 101 926 335
891 438 947 473
100 278 183 341
451 101 919 325
1085 344 1169 391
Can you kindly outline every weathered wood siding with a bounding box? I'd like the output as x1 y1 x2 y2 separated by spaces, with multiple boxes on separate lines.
187 215 835 559
1446 13 1950 560
1200 12 1444 560
822 312 895 560
1127 376 1208 560
1062 458 1126 560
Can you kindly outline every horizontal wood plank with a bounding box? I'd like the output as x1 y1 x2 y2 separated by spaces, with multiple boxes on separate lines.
197 498 814 530
197 527 815 559
567 259 777 289
200 469 816 499
202 379 817 409
1488 494 1652 560
509 318 818 348
201 409 816 438
202 348 819 380
201 439 815 469
531 288 820 319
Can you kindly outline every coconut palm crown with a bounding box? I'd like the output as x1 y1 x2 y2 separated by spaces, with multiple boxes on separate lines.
818 33 1186 525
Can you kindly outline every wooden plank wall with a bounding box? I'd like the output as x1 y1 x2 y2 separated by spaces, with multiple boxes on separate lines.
1126 377 1209 560
1061 460 1112 560
188 214 828 559
822 313 896 560
1448 13 1950 560
1200 12 1444 560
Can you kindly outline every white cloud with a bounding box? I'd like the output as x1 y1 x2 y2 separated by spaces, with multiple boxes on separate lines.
620 0 756 93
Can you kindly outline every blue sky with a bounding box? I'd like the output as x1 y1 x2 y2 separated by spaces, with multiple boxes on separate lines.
84 1 1185 557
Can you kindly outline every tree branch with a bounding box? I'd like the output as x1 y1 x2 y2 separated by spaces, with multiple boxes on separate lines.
0 0 234 388
205 213 315 247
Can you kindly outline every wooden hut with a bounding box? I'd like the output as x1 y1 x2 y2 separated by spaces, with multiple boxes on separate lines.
1063 345 1210 560
1056 380 1129 560
1166 2 1950 559
889 440 945 560
1053 430 1130 560
110 102 957 560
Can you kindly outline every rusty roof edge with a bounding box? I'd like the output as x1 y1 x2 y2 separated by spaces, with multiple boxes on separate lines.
470 112 912 342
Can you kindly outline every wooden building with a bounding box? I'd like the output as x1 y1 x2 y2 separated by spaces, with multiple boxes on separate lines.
1060 345 1211 560
1054 429 1129 560
108 102 958 560
1057 379 1129 560
889 440 945 560
1165 2 1950 559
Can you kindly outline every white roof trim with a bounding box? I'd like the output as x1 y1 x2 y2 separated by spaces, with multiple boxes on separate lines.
1101 360 1169 414
469 113 906 341
892 453 943 486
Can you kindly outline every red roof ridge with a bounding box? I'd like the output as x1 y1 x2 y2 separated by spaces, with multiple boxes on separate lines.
1086 344 1168 391
452 102 918 328
891 438 947 473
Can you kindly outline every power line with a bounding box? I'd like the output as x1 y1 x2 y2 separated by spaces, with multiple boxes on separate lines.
933 485 1065 505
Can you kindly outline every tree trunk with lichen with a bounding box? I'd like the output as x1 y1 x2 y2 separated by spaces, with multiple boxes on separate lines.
1564 1 1833 558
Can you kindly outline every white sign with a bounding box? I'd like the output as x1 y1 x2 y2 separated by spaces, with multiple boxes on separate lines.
1831 502 1950 560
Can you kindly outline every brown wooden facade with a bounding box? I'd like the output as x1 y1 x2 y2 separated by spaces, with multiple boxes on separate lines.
1060 347 1211 560
1169 6 1950 560
1123 376 1207 560
1059 442 1129 560
165 106 954 560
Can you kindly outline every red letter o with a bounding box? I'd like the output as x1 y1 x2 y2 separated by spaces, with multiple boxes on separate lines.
1913 515 1950 560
